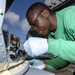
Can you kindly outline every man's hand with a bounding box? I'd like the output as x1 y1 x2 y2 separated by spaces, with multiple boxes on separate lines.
28 59 45 70
23 37 48 57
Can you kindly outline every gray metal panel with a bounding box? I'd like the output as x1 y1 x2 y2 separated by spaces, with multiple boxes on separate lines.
0 30 8 62
25 67 55 75
44 0 66 9
0 29 9 71
44 0 75 12
0 0 9 71
0 0 6 29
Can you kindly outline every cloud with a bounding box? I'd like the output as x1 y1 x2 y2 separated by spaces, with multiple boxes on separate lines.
2 24 8 30
4 11 30 34
20 18 30 34
4 11 20 26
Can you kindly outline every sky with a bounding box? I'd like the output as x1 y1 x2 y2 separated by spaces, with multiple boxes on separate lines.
2 0 45 49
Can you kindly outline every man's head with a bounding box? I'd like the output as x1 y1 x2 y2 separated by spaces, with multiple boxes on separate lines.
26 2 56 35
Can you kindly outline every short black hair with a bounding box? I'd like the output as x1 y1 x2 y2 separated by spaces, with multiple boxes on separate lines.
26 2 53 18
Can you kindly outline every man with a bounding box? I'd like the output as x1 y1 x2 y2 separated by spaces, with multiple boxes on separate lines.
24 2 75 71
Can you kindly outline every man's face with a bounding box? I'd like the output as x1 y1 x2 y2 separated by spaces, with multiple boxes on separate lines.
27 10 51 35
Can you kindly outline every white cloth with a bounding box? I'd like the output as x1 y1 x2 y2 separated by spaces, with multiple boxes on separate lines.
23 37 48 57
28 59 45 70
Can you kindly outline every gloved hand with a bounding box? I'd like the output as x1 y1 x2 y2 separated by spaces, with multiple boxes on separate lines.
28 59 45 70
23 37 48 57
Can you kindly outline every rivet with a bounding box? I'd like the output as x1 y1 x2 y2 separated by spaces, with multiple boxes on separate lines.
0 9 3 15
3 56 5 59
0 43 3 46
2 50 4 53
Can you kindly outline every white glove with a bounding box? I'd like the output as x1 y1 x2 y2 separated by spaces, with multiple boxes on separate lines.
23 37 48 57
28 59 45 70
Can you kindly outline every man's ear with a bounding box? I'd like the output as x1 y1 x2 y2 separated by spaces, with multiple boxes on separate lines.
41 10 49 18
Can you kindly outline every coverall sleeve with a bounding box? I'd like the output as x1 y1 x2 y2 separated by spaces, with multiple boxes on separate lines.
48 38 75 63
48 6 75 63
